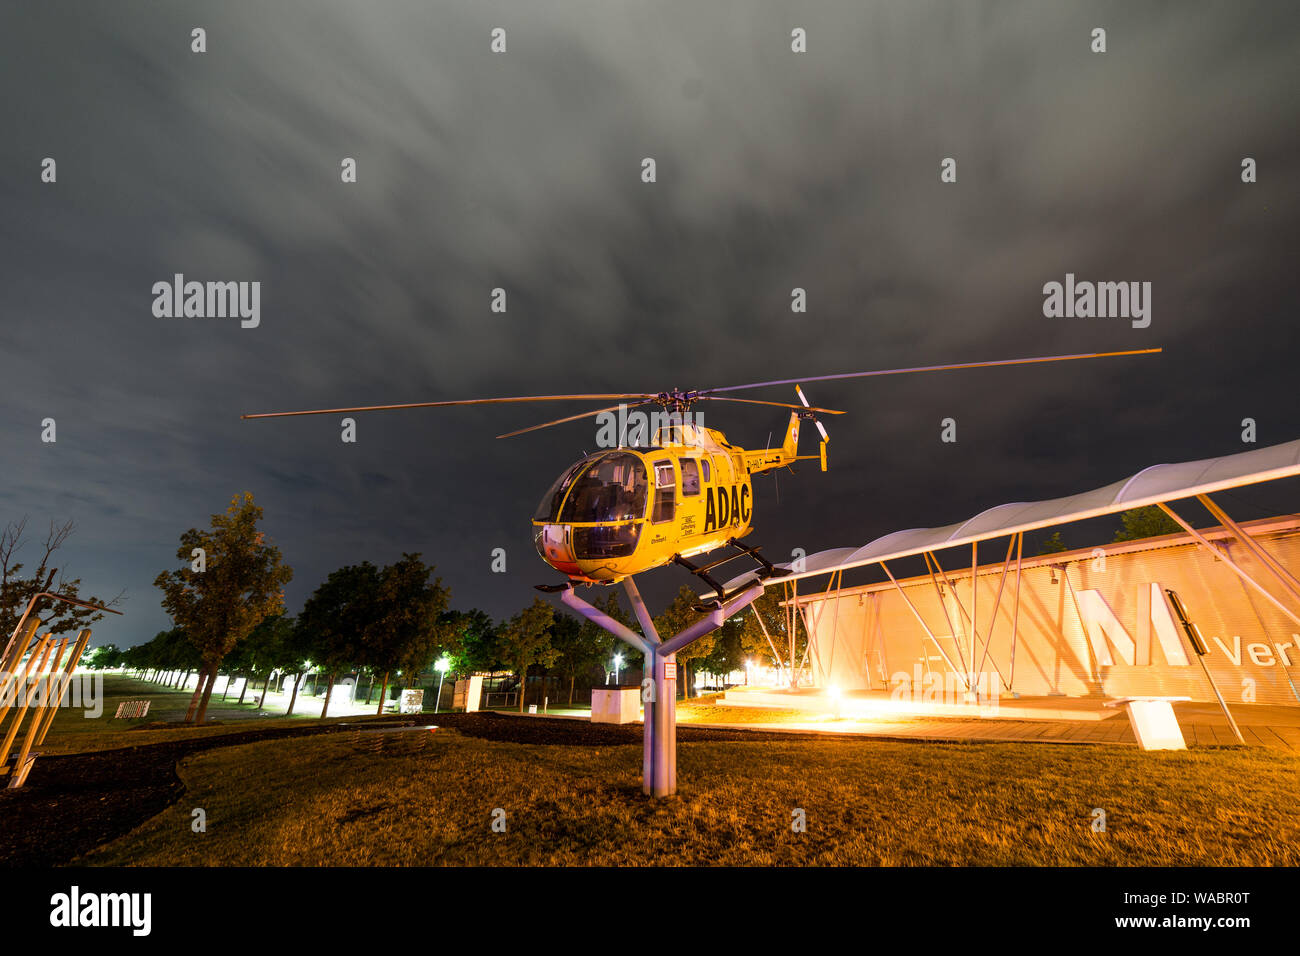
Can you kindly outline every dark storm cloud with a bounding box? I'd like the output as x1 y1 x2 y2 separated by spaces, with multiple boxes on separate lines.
2 1 1298 646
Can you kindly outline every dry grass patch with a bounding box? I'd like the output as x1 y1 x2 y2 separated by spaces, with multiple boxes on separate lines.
82 728 1300 866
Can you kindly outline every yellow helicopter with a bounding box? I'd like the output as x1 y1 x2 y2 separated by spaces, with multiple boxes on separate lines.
244 348 1159 602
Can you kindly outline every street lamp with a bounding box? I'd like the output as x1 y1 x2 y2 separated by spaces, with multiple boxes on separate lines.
434 656 451 714
613 652 624 685
745 658 753 686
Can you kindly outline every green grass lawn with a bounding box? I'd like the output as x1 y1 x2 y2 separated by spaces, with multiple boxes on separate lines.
81 725 1300 866
38 673 355 754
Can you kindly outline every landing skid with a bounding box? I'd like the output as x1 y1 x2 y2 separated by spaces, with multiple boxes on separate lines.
674 538 789 612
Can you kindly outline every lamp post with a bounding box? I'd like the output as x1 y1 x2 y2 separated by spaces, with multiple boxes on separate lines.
613 652 624 685
434 656 450 714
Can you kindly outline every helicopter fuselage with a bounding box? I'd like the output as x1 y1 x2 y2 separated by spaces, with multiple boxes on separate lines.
532 414 821 584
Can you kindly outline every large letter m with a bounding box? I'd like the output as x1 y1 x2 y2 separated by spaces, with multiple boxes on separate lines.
1075 583 1190 667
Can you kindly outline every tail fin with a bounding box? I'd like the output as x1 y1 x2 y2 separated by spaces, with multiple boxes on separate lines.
781 411 802 461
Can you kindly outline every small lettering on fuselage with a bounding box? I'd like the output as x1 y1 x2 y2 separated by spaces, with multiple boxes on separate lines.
703 484 751 533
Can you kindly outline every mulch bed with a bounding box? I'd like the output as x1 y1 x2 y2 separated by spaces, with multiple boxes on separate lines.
0 712 812 866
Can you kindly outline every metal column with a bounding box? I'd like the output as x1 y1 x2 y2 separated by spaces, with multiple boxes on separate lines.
560 579 764 797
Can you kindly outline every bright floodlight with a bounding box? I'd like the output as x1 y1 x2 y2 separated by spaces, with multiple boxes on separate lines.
435 655 451 673
613 653 624 667
829 684 843 719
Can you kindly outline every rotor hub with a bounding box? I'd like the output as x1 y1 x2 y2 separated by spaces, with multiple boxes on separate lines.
656 389 697 413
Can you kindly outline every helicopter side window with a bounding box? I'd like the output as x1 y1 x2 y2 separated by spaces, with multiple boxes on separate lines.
701 460 711 483
651 460 676 524
680 459 701 496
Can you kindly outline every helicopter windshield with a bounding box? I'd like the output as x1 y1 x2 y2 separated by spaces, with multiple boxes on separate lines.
533 458 590 523
557 452 649 523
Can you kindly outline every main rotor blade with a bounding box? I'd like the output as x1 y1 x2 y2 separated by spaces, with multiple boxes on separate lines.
704 348 1162 395
242 393 658 420
700 396 845 415
496 401 656 439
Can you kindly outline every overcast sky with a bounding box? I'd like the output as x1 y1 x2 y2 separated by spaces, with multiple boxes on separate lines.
2 2 1298 648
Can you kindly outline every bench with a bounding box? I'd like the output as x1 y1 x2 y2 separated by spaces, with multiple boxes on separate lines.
113 700 151 719
1105 696 1191 751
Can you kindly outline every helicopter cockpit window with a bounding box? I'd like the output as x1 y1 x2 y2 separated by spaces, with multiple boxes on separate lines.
701 459 711 483
680 459 701 496
533 457 592 523
651 460 676 524
558 452 649 523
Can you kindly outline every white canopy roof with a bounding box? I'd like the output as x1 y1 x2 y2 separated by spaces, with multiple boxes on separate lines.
724 436 1300 589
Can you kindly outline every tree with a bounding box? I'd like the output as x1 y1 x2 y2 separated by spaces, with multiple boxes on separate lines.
700 620 746 688
362 554 449 713
445 609 502 674
155 627 201 686
549 601 619 705
733 588 798 670
125 628 198 684
594 591 641 677
497 598 558 712
277 617 315 716
1037 531 1069 555
239 613 294 707
154 493 293 725
654 585 715 699
1113 506 1181 542
85 643 122 669
1 518 123 640
297 563 377 719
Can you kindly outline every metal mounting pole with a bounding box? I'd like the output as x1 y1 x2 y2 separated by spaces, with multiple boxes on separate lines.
559 579 763 797
618 578 660 794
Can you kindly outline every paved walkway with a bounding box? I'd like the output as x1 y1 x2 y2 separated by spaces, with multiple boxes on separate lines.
679 687 1300 750
678 700 1300 750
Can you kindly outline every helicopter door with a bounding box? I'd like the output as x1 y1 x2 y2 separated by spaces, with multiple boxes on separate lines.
679 458 704 537
651 460 675 523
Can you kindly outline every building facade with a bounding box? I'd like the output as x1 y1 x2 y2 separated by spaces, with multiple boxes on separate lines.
791 517 1300 707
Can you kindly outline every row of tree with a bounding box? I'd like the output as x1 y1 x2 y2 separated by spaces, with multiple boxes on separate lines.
103 581 798 719
129 493 802 725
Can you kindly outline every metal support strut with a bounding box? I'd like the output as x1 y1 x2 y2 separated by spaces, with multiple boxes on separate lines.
559 577 764 797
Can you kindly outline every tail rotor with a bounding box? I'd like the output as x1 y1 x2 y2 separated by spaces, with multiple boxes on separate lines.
794 385 830 470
